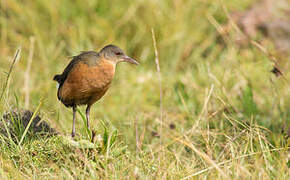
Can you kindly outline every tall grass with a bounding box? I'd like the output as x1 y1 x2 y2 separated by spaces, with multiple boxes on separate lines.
0 0 289 179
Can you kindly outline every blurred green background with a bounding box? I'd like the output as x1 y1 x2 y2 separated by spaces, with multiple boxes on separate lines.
0 0 289 179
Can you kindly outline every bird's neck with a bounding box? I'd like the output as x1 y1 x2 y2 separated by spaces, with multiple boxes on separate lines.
96 59 116 84
100 59 116 72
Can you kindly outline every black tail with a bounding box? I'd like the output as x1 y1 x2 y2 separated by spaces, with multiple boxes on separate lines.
53 74 62 84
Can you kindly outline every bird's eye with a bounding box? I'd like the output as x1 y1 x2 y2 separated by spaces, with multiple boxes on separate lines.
115 52 122 55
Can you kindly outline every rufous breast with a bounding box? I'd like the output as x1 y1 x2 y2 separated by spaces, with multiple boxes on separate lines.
59 58 115 106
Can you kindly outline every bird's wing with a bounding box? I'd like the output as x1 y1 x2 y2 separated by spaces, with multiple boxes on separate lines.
54 51 99 86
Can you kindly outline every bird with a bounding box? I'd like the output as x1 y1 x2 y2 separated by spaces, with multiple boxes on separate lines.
53 44 139 137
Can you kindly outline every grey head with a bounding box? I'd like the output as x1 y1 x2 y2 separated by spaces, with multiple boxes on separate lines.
99 44 139 65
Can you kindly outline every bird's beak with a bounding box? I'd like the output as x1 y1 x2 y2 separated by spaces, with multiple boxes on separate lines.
123 56 139 65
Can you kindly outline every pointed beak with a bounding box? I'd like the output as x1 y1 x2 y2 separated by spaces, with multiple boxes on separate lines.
123 56 139 65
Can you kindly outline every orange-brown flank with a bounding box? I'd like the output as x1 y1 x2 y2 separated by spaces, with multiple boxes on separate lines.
58 59 115 106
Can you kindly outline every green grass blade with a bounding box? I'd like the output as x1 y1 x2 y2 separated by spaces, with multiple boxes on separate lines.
18 100 43 146
77 108 91 140
0 114 16 146
0 49 21 102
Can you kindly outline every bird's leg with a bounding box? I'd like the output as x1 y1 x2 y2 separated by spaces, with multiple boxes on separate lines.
86 105 91 129
71 105 76 138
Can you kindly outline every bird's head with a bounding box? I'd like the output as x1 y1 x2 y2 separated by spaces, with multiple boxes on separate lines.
99 44 139 65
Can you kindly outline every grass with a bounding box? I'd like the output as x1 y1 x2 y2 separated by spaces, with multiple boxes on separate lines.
0 0 289 179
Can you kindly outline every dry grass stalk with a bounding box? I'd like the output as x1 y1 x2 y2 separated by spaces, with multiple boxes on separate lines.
181 147 287 179
24 37 35 109
175 136 230 180
189 84 214 133
134 117 140 151
151 28 163 138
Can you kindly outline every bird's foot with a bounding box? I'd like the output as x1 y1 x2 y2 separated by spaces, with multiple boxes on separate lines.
71 132 75 138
